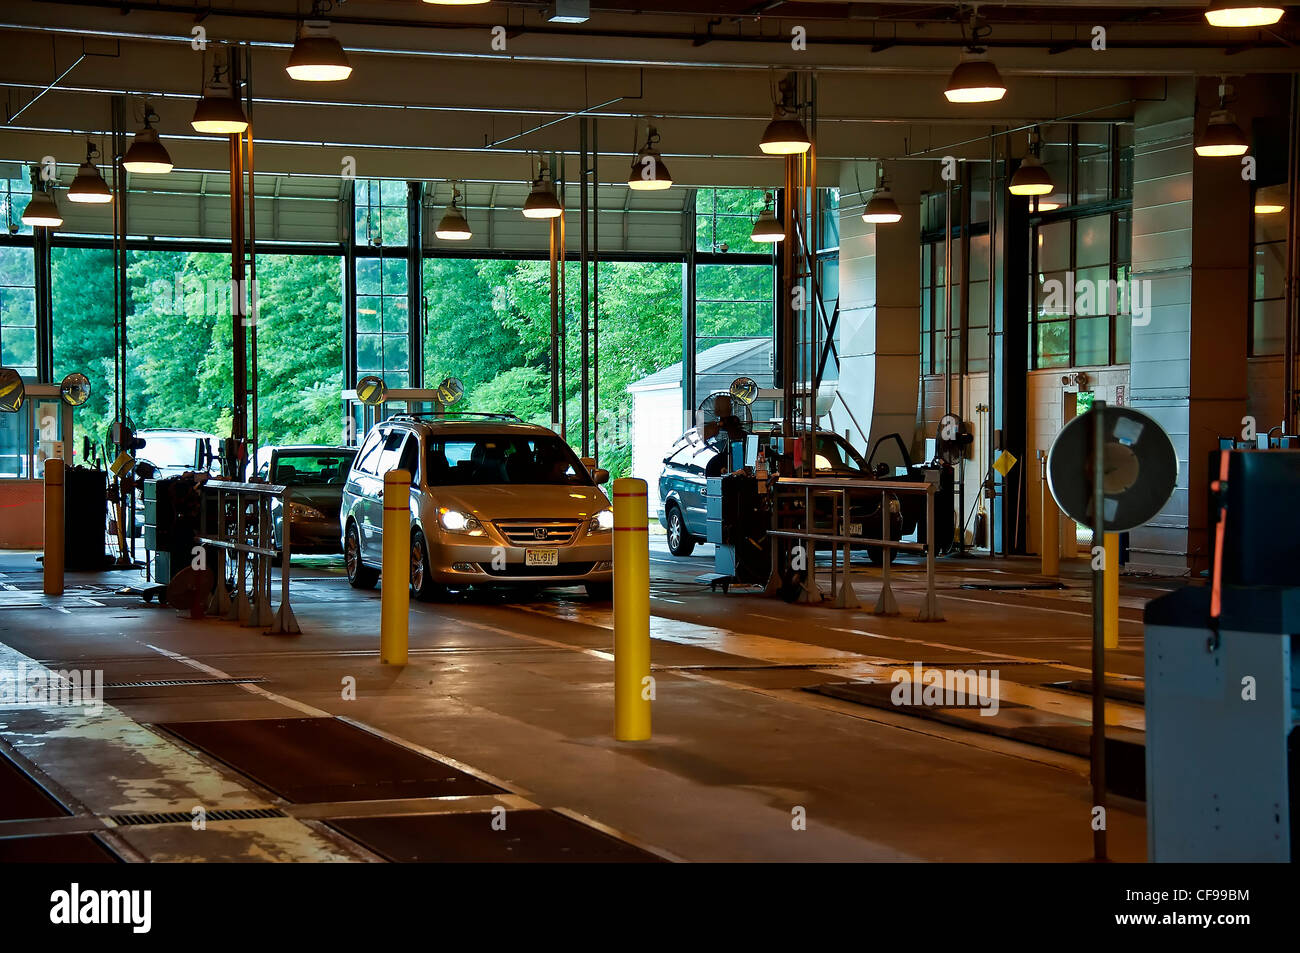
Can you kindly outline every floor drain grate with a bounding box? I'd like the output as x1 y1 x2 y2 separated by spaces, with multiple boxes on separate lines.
109 807 286 826
105 677 267 689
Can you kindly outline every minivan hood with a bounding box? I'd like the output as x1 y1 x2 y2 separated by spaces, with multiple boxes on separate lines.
427 484 610 520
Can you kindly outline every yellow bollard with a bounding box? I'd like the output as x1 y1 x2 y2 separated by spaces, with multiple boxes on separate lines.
1104 532 1119 650
1039 455 1059 578
380 468 410 665
613 477 651 741
43 457 64 596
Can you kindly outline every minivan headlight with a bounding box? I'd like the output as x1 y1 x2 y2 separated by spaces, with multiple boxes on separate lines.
588 509 614 533
440 509 484 534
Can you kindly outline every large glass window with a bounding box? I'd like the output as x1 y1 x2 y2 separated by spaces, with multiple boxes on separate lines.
52 246 116 457
1252 183 1288 357
697 187 767 253
0 244 36 379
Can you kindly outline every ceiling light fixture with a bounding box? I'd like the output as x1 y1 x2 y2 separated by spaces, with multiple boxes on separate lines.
1196 81 1249 157
1034 197 1063 212
1009 128 1054 196
122 103 173 174
750 192 785 243
628 124 672 191
1255 202 1285 214
191 58 249 135
759 77 812 155
286 8 352 82
67 142 112 204
945 12 1006 104
546 0 590 22
21 178 62 229
863 168 901 224
1204 1 1284 28
422 0 491 5
523 161 563 219
436 186 473 240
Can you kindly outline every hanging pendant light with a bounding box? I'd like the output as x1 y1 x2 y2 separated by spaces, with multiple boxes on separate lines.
628 125 672 191
944 13 1006 104
436 186 473 240
1196 82 1249 157
122 103 173 174
523 162 563 219
863 172 901 224
67 142 112 204
945 52 1007 104
750 192 785 243
191 59 249 135
1009 128 1054 197
1204 1 1284 28
759 77 812 155
286 14 352 82
22 184 62 228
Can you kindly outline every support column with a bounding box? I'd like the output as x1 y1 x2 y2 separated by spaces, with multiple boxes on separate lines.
1129 77 1263 574
835 160 923 455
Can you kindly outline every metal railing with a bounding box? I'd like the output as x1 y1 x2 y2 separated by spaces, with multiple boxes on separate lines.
197 480 299 634
768 475 944 622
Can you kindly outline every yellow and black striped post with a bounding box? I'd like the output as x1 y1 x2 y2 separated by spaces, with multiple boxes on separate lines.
613 477 651 740
380 468 410 665
43 457 64 596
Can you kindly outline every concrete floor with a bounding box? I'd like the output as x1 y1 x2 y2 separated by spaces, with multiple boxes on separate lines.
0 542 1165 862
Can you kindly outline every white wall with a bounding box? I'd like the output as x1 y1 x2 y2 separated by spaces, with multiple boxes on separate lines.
630 385 682 515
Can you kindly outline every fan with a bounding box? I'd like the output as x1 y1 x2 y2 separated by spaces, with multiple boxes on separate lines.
697 391 753 429
936 413 973 465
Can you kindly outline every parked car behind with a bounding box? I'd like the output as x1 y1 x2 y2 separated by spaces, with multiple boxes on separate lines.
254 445 358 558
340 414 614 600
658 426 903 561
135 428 221 479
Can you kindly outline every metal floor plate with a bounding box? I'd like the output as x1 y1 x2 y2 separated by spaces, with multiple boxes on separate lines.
328 811 665 863
0 834 119 863
156 717 505 804
0 753 69 822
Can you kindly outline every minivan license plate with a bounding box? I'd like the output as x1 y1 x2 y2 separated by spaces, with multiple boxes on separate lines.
526 549 559 567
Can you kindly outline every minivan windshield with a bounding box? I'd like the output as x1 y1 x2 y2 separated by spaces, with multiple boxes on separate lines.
142 435 204 469
425 434 592 487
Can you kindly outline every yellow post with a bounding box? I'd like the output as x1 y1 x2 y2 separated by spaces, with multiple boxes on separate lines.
380 468 410 665
1104 532 1119 649
613 477 651 741
1039 454 1059 578
43 457 64 596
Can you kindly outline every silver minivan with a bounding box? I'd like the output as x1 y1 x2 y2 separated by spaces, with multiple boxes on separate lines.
340 414 614 600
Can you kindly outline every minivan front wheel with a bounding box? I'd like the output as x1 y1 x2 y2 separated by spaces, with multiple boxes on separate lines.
666 505 695 557
410 530 447 602
345 523 378 589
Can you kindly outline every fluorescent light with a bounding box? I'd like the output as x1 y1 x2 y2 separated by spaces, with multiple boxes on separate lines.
863 187 901 224
523 174 563 219
123 125 173 175
286 21 352 82
67 144 112 204
945 53 1007 104
628 125 672 190
1009 155 1054 196
547 0 590 23
191 80 249 135
1204 1 1284 27
21 187 62 228
1196 109 1249 157
750 195 784 242
436 188 473 240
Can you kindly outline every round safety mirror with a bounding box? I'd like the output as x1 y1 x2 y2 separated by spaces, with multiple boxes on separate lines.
356 375 387 406
60 371 91 407
729 376 759 406
437 376 465 406
0 367 24 413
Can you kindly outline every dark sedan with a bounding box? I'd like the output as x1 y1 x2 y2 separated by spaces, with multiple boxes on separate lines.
254 446 358 558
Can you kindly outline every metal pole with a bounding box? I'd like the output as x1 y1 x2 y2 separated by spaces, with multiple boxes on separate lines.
1090 400 1109 862
580 119 591 458
592 119 600 462
613 477 651 740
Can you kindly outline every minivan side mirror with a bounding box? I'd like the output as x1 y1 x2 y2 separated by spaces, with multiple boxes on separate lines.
593 468 610 485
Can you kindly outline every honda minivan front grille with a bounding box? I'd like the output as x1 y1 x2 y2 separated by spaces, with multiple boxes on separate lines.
494 519 582 546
